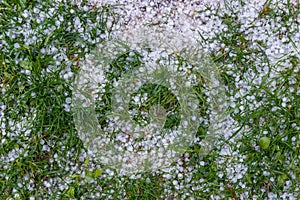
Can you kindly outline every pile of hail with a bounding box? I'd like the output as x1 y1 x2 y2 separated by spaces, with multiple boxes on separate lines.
72 24 227 174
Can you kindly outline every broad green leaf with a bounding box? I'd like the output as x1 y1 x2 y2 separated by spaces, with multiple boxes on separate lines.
259 136 270 150
67 187 75 198
84 157 90 165
93 169 103 178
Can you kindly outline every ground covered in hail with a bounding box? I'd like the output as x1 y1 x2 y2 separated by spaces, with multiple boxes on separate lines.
0 0 300 199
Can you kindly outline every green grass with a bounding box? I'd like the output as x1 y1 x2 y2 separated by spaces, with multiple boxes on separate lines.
0 0 299 199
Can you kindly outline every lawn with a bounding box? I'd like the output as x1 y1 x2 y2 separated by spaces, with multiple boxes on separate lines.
0 0 299 199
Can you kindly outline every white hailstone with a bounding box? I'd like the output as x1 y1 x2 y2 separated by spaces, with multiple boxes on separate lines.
1 87 6 94
172 180 178 186
178 173 183 179
14 43 20 49
126 145 133 152
64 104 70 112
239 105 244 111
199 161 205 166
164 174 172 180
237 173 243 179
185 81 191 87
146 177 151 183
78 28 84 33
65 97 72 104
43 181 51 188
263 171 270 176
25 70 31 75
42 144 49 151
